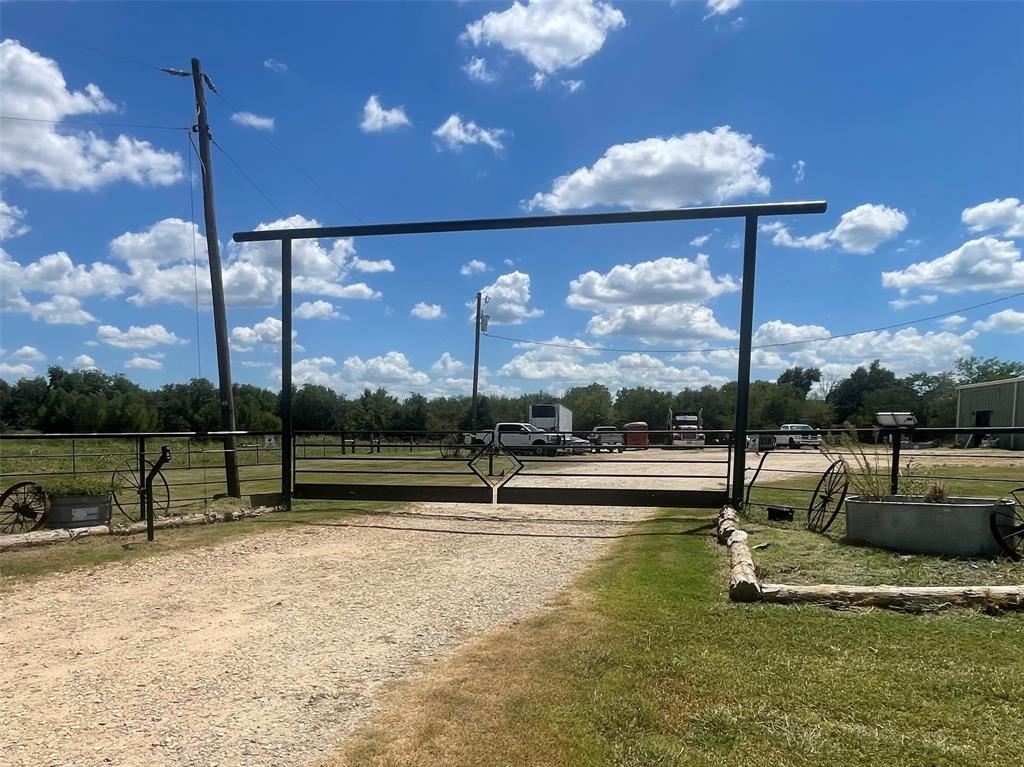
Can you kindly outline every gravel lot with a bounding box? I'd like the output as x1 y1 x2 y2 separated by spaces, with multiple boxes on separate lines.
0 502 675 767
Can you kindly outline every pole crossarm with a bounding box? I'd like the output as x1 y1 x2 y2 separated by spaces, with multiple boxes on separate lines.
233 201 827 242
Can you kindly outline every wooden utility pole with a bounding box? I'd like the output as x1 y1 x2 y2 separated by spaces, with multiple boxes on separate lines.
471 292 482 429
191 57 241 498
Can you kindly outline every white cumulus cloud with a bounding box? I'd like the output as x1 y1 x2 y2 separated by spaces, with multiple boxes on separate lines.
72 354 96 369
882 237 1024 294
762 203 909 255
433 114 507 153
464 56 496 83
230 112 275 131
460 259 489 276
526 126 770 212
568 255 738 310
0 40 182 190
360 95 411 133
125 355 163 370
431 352 466 375
973 308 1024 334
9 345 44 362
109 215 383 308
97 323 185 349
231 316 296 351
295 300 340 320
705 0 743 19
961 198 1024 238
411 302 445 320
473 271 544 325
0 196 29 240
888 294 937 310
463 0 625 80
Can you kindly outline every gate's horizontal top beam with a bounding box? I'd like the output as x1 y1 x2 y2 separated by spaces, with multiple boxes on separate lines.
233 201 827 242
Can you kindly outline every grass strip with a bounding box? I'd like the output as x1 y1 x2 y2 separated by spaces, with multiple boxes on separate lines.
337 509 1024 767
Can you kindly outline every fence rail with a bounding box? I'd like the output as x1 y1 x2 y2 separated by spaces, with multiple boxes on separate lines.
1 425 1020 536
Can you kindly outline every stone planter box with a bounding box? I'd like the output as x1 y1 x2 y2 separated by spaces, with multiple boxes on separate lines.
845 495 1011 557
46 494 112 529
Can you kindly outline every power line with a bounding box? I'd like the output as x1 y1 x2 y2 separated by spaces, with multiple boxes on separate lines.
0 114 188 131
483 291 1024 356
208 90 366 224
3 21 168 72
211 137 287 218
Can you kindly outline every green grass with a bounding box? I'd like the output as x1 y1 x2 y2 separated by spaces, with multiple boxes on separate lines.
337 509 1024 767
0 500 388 589
744 463 1024 586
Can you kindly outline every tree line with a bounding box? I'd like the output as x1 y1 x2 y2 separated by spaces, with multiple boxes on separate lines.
1 356 1020 435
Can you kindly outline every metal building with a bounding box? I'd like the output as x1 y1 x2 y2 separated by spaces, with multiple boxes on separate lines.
956 377 1024 449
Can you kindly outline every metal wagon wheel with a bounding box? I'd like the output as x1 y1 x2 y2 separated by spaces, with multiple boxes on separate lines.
0 481 47 534
807 460 849 534
990 487 1024 561
439 433 465 460
111 459 170 524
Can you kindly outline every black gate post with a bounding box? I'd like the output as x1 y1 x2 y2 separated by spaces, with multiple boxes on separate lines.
889 429 902 497
281 238 293 511
731 215 759 509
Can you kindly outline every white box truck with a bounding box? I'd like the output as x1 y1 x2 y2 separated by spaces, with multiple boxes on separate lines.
529 403 573 435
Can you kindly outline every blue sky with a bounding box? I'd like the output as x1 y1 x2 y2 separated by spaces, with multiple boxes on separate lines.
1 0 1022 397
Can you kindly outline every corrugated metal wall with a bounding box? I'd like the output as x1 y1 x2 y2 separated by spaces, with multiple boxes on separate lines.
957 379 1022 449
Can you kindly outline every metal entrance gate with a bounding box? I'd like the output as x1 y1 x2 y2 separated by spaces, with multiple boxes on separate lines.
233 200 827 510
288 429 732 508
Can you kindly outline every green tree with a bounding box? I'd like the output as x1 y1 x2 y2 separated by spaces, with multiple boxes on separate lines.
827 361 900 425
614 387 673 440
777 366 821 398
355 388 400 432
562 384 613 432
954 356 1024 385
292 384 340 431
394 393 429 433
1 376 48 430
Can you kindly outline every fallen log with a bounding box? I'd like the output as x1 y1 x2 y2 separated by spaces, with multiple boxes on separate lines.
0 524 110 553
761 583 1024 610
717 505 741 545
727 530 762 602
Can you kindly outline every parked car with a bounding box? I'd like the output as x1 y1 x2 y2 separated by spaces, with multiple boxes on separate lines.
777 423 822 449
588 425 625 452
565 435 593 455
465 422 562 456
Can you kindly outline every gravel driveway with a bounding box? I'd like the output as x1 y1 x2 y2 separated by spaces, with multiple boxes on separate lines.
0 503 675 767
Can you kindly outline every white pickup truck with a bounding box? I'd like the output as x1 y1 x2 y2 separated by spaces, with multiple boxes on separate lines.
777 423 823 449
588 425 625 452
464 423 563 456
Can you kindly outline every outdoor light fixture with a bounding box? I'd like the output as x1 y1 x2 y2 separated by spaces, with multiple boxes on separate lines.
876 412 918 428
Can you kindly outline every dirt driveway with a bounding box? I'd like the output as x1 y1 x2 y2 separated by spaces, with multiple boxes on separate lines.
0 503 702 767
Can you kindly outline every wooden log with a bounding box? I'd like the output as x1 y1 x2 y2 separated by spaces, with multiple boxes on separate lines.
717 505 741 545
761 583 1024 610
728 531 762 602
0 524 110 553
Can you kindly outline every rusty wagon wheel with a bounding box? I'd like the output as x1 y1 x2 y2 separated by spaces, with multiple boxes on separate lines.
990 487 1024 561
439 433 465 460
0 481 47 534
807 460 849 534
111 459 170 524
